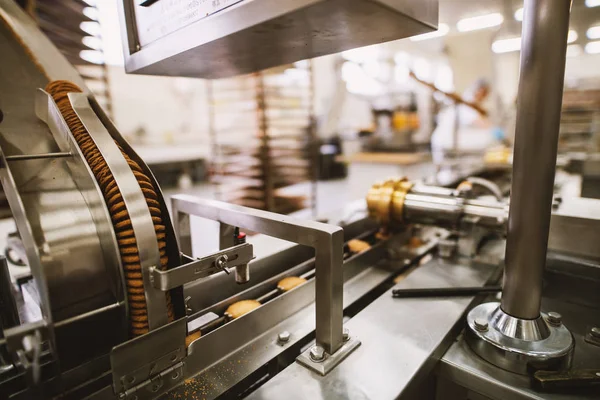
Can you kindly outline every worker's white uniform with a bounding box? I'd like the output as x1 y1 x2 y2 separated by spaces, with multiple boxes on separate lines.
431 103 497 163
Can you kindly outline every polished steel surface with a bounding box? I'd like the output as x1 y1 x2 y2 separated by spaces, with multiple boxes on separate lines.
118 0 438 78
489 305 550 341
69 93 168 330
249 254 500 400
172 195 344 354
502 0 571 320
466 302 574 375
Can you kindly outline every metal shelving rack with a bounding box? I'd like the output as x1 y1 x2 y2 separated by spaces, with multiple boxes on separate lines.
559 88 600 153
208 62 316 215
18 0 113 116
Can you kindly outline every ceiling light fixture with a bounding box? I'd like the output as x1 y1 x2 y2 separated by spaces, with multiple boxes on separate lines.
585 41 600 54
457 13 504 32
515 8 524 21
492 30 577 54
585 0 600 7
587 25 600 40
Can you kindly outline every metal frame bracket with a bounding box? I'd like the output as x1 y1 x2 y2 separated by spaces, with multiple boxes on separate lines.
172 195 345 355
150 243 254 290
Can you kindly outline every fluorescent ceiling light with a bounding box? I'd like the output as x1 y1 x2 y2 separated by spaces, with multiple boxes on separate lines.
492 37 521 53
567 44 583 57
83 7 99 21
585 41 600 54
457 13 503 32
515 8 524 21
79 50 104 64
587 25 600 40
410 23 449 41
82 36 102 50
80 21 101 36
492 30 577 54
586 0 600 7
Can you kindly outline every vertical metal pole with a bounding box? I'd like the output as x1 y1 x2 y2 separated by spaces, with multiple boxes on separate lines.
501 0 570 319
172 205 192 257
315 230 344 355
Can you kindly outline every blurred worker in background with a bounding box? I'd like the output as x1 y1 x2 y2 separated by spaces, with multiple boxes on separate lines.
431 78 504 164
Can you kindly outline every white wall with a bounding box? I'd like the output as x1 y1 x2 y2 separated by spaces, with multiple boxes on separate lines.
107 66 211 150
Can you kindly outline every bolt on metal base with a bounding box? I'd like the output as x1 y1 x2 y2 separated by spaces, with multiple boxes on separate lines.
296 330 360 376
466 302 574 375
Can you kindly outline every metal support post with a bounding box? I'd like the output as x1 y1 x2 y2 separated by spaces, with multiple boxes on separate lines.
466 0 574 374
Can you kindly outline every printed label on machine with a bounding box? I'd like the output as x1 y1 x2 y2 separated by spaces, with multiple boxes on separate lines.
134 0 244 47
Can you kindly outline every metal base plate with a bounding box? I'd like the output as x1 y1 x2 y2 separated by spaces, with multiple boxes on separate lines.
466 302 574 375
296 337 361 376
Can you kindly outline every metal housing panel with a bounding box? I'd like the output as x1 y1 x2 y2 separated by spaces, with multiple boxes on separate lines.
118 0 438 78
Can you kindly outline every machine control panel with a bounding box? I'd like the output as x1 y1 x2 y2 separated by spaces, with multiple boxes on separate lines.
133 0 244 47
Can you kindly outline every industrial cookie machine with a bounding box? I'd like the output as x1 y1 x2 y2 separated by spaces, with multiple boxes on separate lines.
0 0 599 399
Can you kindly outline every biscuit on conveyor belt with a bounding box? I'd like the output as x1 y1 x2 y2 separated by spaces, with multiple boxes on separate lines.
277 276 307 292
225 300 261 319
185 331 202 348
347 239 371 253
45 80 175 337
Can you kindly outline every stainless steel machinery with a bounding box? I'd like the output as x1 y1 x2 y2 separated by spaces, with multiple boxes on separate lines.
1 0 599 399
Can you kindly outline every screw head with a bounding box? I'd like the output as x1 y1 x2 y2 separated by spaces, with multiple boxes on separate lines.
590 327 600 339
216 254 228 267
547 311 562 326
126 375 135 384
474 317 489 332
343 328 350 342
309 345 325 362
171 371 180 380
216 255 230 274
278 331 290 343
